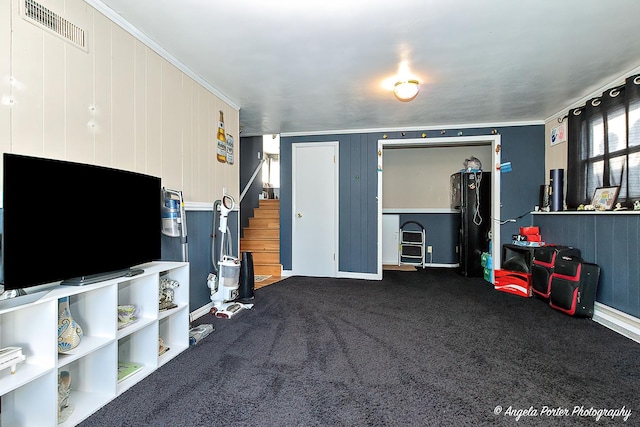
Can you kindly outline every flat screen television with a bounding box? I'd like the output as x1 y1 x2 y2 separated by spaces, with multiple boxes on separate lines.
2 153 162 290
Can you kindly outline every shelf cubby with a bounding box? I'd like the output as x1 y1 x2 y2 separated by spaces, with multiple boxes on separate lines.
1 370 57 426
58 342 117 427
0 298 56 396
158 307 189 367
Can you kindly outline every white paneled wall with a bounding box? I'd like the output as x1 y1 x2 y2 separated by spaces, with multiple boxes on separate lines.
1 0 239 203
0 2 11 157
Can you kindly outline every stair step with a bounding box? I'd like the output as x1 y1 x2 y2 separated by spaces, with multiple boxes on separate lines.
243 228 279 239
259 199 280 209
249 217 280 228
244 250 279 264
253 209 279 219
254 263 282 276
240 238 279 251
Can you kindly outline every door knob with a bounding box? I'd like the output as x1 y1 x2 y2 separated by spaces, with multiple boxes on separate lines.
297 212 302 218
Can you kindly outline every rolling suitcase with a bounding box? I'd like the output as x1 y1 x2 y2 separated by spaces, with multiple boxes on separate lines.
548 258 600 318
531 245 581 299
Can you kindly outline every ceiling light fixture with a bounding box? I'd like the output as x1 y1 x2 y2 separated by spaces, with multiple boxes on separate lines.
393 79 420 102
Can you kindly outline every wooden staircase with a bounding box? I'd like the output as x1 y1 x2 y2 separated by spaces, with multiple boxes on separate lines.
240 199 282 278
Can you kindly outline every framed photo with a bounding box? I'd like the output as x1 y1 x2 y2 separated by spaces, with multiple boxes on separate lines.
591 186 620 210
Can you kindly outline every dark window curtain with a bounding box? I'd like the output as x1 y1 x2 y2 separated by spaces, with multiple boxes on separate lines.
567 74 640 209
627 75 640 204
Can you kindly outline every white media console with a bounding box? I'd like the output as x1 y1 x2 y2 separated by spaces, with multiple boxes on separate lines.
0 261 190 426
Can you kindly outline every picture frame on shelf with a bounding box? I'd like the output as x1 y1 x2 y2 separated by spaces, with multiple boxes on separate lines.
591 186 620 210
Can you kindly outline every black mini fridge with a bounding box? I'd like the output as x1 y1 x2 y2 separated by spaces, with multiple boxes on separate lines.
451 171 491 277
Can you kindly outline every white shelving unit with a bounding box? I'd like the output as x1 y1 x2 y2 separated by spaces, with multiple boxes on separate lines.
0 261 189 427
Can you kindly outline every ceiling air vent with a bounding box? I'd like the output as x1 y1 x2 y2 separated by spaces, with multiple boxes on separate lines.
21 0 87 51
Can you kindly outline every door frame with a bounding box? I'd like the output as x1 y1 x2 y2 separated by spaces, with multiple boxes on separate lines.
291 141 340 277
377 135 502 280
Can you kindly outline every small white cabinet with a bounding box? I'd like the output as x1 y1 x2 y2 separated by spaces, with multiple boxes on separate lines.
0 261 189 427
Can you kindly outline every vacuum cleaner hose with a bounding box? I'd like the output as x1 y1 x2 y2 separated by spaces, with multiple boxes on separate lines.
211 199 221 273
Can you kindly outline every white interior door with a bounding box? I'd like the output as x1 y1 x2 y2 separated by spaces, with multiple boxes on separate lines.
292 142 338 276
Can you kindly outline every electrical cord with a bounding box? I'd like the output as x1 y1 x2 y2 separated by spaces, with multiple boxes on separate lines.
493 210 531 225
473 171 483 226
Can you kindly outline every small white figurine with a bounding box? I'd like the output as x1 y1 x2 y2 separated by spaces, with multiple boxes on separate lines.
634 200 640 211
159 277 180 310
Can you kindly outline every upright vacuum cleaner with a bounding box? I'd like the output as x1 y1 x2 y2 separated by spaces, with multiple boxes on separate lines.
207 192 253 318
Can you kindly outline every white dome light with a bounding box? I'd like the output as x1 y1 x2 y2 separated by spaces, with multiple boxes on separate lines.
393 79 420 102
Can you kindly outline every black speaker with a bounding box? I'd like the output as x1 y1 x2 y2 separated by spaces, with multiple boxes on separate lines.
502 244 536 273
238 251 255 302
549 169 564 212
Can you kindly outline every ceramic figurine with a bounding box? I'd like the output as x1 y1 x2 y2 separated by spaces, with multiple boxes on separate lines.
159 277 180 310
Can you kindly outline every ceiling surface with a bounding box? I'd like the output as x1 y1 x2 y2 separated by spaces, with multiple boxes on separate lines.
90 0 640 137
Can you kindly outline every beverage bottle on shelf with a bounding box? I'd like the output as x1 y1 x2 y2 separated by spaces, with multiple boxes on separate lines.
226 133 234 165
216 111 227 163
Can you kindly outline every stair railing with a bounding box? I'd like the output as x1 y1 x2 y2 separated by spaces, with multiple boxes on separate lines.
239 158 266 203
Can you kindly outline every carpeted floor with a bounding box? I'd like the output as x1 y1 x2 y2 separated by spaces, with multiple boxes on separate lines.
79 269 640 426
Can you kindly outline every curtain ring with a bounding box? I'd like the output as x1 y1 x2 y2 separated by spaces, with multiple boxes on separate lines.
610 88 621 97
591 98 601 107
572 108 583 116
634 76 640 85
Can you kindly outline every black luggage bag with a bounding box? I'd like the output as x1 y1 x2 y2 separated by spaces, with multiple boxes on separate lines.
548 258 600 318
531 245 581 299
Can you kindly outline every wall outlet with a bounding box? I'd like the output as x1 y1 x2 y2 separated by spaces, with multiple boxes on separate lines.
427 246 433 253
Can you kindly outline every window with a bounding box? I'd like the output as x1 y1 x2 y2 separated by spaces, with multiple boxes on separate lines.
261 154 280 188
567 74 640 209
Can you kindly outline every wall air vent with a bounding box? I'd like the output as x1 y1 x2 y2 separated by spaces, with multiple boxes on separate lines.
21 0 87 51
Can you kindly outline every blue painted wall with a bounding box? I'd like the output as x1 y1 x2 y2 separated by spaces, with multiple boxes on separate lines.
280 133 380 273
397 213 460 264
533 213 640 318
280 125 545 273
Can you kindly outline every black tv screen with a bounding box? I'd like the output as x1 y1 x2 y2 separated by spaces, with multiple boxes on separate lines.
2 154 162 290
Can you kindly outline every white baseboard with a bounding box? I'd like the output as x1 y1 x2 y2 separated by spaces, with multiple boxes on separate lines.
190 302 213 322
284 265 458 281
424 263 458 268
592 302 640 344
283 270 379 280
337 271 380 280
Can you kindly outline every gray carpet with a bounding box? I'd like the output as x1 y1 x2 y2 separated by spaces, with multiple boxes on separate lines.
80 269 640 426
